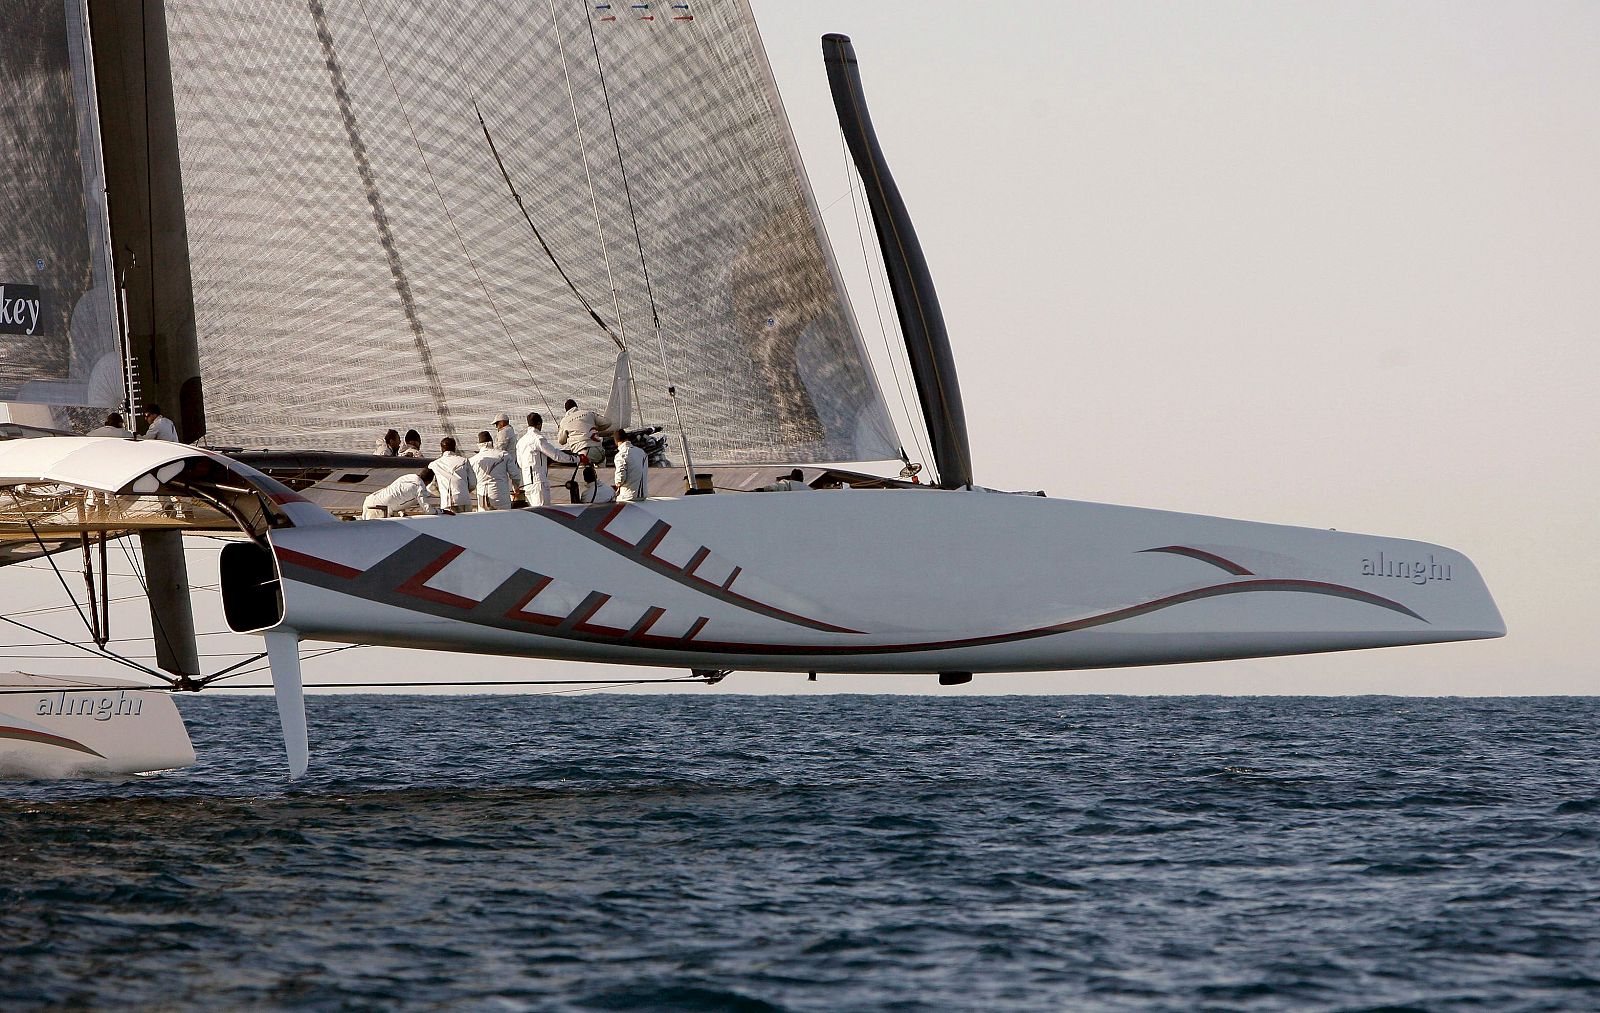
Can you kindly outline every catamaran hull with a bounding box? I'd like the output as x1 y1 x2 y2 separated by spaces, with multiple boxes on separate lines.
0 674 195 777
236 491 1505 674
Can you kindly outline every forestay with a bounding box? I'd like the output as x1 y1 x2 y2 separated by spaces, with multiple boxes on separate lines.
162 0 899 465
0 0 120 410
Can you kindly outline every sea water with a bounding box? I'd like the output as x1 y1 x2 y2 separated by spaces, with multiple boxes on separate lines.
2 695 1597 1011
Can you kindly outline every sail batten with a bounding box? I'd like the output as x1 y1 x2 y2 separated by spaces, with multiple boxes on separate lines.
159 0 898 464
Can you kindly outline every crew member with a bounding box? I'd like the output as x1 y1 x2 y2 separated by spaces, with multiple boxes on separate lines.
142 405 179 442
613 428 648 503
491 412 523 490
429 437 476 514
362 470 438 519
399 429 424 458
87 413 133 438
516 411 577 508
556 398 611 465
374 429 401 456
470 431 513 511
767 468 810 492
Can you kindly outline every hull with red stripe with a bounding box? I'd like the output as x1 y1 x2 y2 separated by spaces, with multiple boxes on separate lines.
240 489 1505 675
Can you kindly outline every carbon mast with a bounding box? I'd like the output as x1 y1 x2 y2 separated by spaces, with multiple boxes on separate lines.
87 0 202 685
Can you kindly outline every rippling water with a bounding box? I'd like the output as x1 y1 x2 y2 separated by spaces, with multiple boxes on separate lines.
3 695 1598 1010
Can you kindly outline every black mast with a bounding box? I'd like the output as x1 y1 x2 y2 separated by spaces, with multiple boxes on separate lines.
88 0 203 684
823 34 972 490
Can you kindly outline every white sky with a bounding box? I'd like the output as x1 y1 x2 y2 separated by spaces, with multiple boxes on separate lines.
5 2 1596 695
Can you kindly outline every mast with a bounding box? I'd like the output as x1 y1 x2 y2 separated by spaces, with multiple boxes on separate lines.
87 0 202 683
823 34 973 490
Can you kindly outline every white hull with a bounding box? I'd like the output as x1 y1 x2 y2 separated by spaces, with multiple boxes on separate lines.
0 674 195 777
244 490 1504 674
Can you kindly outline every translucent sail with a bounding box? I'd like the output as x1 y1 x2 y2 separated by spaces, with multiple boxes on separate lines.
162 0 899 464
0 0 121 409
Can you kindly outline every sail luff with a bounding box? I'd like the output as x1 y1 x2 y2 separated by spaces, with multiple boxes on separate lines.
740 2 901 462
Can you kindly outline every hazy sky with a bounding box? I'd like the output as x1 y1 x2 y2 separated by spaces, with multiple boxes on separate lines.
6 2 1596 696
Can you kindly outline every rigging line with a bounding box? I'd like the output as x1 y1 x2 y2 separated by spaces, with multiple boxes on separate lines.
203 644 369 684
9 560 149 578
582 6 664 355
0 685 173 697
194 651 267 687
208 675 708 690
4 593 148 620
351 0 551 420
839 128 929 471
0 612 172 683
200 643 366 687
856 152 933 475
583 4 697 486
544 0 627 355
474 103 620 347
543 0 646 423
116 534 182 670
6 490 95 642
0 650 273 660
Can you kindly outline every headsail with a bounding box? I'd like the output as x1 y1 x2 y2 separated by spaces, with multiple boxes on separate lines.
160 0 899 465
0 0 121 411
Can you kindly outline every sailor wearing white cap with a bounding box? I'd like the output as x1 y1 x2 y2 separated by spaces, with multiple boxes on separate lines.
491 412 522 489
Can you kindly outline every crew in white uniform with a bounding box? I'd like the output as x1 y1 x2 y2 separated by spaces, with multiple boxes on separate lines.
491 412 522 490
142 405 179 442
470 431 513 511
373 429 401 456
613 428 648 503
555 398 611 465
429 437 476 514
362 470 438 519
516 411 577 507
767 468 810 492
87 412 133 438
399 429 424 458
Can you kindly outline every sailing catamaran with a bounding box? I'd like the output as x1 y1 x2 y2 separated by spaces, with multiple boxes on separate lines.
0 1 1503 778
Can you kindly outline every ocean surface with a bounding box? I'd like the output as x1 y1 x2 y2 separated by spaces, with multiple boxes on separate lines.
3 694 1598 1011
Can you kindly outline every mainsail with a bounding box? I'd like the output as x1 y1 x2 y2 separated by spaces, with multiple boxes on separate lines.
0 0 121 410
161 0 899 465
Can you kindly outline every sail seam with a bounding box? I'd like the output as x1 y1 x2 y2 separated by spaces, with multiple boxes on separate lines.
350 0 552 419
306 0 453 437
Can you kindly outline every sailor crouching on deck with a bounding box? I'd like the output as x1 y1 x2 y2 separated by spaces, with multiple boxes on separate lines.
556 398 611 465
516 412 576 508
613 429 648 502
430 437 476 515
471 431 513 511
362 470 438 519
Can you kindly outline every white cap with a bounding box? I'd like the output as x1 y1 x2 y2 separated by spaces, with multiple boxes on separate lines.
493 412 510 423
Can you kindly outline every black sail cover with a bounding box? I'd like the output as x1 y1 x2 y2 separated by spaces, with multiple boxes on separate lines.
0 0 121 409
161 0 899 464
